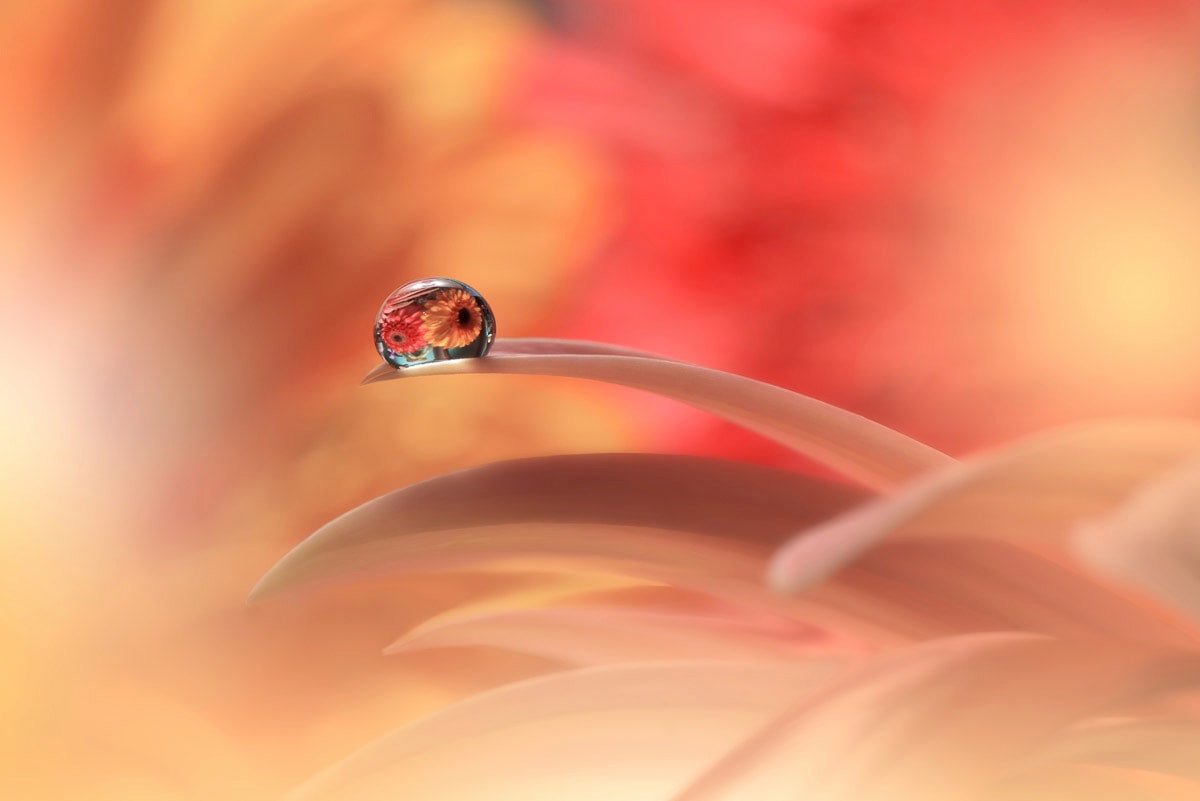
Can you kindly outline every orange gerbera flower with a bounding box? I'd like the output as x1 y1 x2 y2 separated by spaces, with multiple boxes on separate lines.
422 289 484 349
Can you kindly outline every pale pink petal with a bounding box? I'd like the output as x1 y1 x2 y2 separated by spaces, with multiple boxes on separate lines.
1074 456 1200 623
362 338 952 490
284 661 840 801
384 604 846 665
253 518 916 650
400 570 658 626
769 419 1200 594
252 522 760 596
1030 719 1200 782
980 764 1200 801
250 453 865 601
827 539 1196 646
672 634 1200 801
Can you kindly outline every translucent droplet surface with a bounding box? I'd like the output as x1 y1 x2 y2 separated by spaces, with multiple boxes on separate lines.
374 278 496 368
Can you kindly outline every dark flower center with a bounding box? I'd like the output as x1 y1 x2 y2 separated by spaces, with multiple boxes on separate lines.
390 332 406 343
457 307 473 326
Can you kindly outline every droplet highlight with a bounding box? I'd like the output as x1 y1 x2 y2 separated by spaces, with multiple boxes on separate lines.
374 278 496 368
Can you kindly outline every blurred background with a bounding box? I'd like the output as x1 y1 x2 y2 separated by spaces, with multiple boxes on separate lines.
2 0 1200 797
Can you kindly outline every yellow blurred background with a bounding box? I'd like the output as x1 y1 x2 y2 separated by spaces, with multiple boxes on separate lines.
0 1 633 797
3 0 1200 798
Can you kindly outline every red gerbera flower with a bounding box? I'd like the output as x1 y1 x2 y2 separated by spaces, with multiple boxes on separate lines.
379 307 427 354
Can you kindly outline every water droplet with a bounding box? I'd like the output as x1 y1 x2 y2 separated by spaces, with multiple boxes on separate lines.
374 278 496 368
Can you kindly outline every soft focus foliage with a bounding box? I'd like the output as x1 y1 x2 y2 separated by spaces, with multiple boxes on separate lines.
3 0 1200 799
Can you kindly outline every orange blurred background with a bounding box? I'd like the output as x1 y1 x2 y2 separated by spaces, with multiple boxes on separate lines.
2 0 1200 798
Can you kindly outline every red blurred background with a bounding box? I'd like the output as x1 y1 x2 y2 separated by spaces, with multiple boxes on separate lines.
2 0 1199 797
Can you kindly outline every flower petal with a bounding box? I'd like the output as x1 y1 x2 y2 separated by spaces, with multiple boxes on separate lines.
982 764 1200 801
672 634 1200 801
396 569 658 627
1030 718 1200 782
362 338 952 489
249 453 866 601
769 419 1200 594
385 603 844 665
836 538 1196 646
284 660 840 801
1074 455 1200 622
